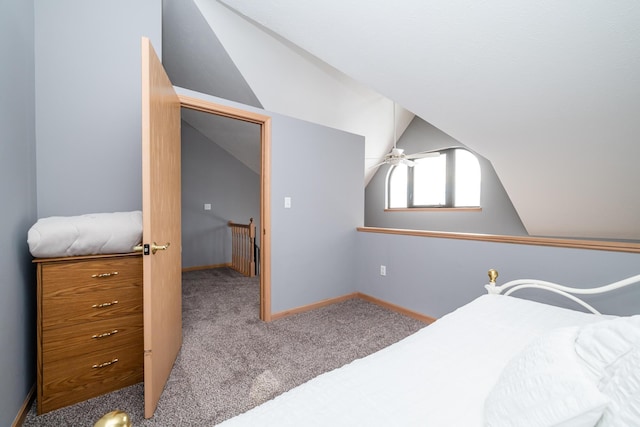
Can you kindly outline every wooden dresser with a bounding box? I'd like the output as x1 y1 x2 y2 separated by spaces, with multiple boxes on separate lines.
34 253 144 414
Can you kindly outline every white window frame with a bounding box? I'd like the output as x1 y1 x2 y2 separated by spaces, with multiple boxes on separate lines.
386 148 481 210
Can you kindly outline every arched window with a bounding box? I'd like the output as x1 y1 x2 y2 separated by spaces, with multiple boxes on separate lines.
386 148 481 209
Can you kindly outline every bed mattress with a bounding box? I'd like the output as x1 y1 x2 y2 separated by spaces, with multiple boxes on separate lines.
217 294 606 427
27 211 142 258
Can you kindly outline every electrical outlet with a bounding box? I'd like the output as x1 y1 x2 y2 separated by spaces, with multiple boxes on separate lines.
380 265 386 276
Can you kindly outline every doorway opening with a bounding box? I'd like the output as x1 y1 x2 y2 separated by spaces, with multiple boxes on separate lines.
179 94 272 321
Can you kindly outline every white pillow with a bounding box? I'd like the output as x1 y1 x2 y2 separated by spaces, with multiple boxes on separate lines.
484 326 609 427
575 315 640 427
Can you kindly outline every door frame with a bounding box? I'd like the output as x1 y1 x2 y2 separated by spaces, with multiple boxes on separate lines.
178 94 272 321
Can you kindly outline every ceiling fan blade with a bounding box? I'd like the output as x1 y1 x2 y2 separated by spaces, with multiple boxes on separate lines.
405 151 441 160
406 145 467 159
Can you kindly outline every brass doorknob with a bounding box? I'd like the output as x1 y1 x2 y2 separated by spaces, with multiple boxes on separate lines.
132 242 170 254
151 242 170 254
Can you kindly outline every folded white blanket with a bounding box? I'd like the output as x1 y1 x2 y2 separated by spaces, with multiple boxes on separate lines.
28 211 143 258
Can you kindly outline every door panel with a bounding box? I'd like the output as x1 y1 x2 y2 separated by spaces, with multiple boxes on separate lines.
140 37 182 419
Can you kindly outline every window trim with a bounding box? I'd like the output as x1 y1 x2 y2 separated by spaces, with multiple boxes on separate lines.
384 207 482 212
386 148 480 209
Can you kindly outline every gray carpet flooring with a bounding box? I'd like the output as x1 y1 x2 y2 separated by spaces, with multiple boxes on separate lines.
23 268 427 426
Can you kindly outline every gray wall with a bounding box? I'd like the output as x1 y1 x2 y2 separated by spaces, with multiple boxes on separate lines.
270 115 364 313
181 120 260 269
176 87 365 314
0 1 161 423
0 0 37 425
357 231 640 318
162 0 262 108
34 0 162 217
365 117 528 236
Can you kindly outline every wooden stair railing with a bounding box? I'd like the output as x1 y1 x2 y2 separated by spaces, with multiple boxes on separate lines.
228 218 256 277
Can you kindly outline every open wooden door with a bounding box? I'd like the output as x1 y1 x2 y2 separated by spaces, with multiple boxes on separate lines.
140 37 182 419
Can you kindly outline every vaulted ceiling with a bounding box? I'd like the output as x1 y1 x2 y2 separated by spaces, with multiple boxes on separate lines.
165 0 640 241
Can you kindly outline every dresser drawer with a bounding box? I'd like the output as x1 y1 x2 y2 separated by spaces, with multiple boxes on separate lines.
41 257 142 330
40 341 143 414
42 314 143 363
40 256 141 287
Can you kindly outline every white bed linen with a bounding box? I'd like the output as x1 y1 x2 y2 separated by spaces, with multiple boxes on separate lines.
27 211 142 258
217 295 608 427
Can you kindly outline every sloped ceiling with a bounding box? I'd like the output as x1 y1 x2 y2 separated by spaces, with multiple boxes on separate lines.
209 0 640 241
182 108 262 174
162 0 262 108
165 0 415 185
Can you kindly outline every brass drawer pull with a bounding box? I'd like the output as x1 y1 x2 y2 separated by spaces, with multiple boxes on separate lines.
92 300 119 308
92 358 119 369
91 272 119 278
92 329 119 339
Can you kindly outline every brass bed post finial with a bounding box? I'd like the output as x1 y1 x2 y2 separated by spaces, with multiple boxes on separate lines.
488 269 498 285
94 410 131 427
